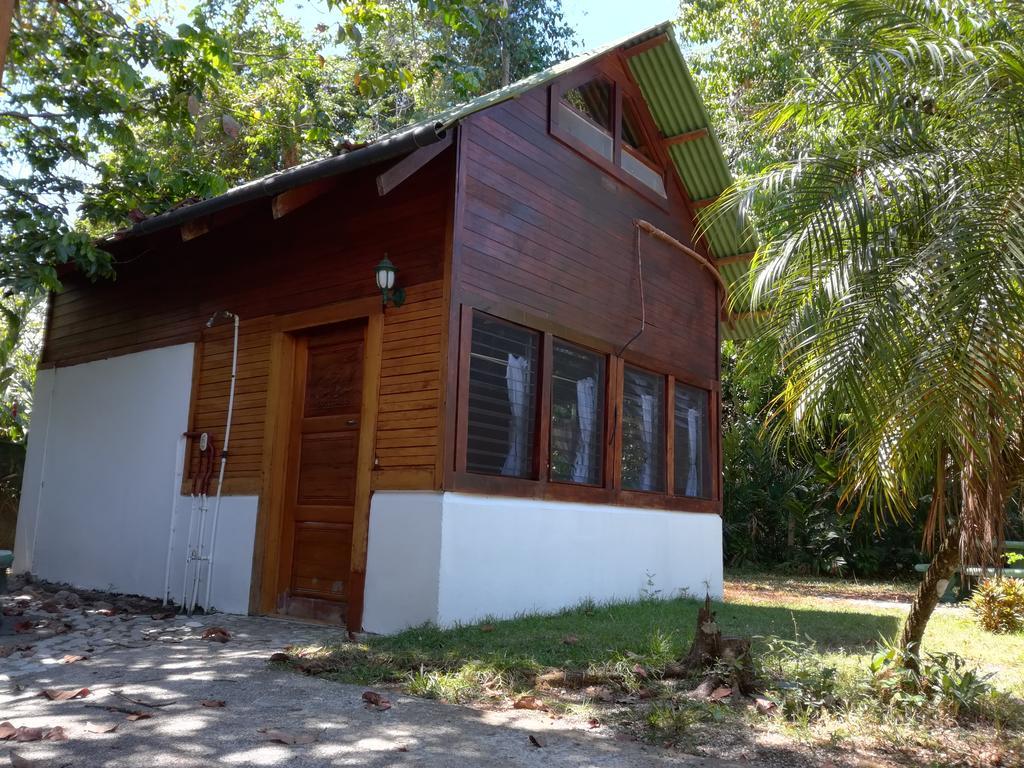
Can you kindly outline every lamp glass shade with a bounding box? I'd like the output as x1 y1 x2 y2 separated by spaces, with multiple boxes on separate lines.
375 257 397 291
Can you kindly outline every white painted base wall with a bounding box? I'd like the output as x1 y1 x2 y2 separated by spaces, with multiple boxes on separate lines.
363 491 723 635
13 346 257 614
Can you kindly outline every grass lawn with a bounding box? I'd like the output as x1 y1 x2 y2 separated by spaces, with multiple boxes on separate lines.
288 573 1024 767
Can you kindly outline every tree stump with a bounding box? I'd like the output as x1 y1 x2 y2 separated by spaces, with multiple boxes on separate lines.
682 594 755 695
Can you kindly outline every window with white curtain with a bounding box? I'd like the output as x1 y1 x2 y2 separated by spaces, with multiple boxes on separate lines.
674 384 711 498
466 312 539 478
549 340 605 485
621 366 665 492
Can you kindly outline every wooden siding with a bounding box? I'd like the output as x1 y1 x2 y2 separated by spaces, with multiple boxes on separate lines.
456 82 718 381
43 151 455 495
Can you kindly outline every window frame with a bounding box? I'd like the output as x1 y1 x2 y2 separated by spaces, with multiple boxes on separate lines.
618 362 669 495
548 337 610 489
549 63 672 208
451 304 721 513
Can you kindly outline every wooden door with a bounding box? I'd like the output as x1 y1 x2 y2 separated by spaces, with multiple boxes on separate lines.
278 320 366 622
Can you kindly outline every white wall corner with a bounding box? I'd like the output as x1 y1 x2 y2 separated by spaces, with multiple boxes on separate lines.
15 345 196 601
169 494 259 615
362 491 444 634
12 367 56 572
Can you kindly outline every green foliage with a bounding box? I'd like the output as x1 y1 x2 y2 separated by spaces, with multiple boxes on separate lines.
758 635 840 720
967 578 1024 635
714 0 1024 574
866 640 994 719
2 1 232 291
721 342 923 577
678 0 837 174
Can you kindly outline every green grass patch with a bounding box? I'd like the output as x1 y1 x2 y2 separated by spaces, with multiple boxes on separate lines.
283 577 1024 765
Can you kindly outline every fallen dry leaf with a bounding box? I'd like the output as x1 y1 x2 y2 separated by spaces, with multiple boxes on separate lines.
513 695 546 711
13 621 32 634
588 717 601 729
709 686 733 701
85 722 118 734
632 664 648 679
126 712 152 722
637 687 657 700
529 734 547 748
754 696 777 715
9 752 35 768
0 723 15 739
200 700 225 708
561 634 579 645
268 652 290 662
201 627 231 643
41 687 90 701
13 728 43 743
44 726 68 742
60 654 88 664
151 611 176 621
259 728 318 745
361 691 392 711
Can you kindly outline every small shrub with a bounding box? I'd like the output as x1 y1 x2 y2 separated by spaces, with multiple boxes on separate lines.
967 578 1024 634
866 640 993 719
758 635 840 721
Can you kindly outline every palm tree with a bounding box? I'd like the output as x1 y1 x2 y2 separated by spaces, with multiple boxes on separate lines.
718 0 1024 650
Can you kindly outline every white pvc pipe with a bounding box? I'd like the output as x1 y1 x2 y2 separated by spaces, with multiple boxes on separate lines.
202 312 239 612
162 434 187 606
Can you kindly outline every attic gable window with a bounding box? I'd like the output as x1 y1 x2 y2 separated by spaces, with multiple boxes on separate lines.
551 70 668 199
557 77 614 161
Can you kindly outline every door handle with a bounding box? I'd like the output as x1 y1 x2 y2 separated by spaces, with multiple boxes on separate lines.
346 419 358 426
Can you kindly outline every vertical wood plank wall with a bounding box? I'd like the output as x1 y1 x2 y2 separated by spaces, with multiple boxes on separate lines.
41 151 455 494
455 86 718 381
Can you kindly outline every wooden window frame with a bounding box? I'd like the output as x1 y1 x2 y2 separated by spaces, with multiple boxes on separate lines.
451 301 721 514
549 64 671 208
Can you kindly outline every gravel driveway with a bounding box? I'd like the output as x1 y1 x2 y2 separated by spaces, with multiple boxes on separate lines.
1 582 743 767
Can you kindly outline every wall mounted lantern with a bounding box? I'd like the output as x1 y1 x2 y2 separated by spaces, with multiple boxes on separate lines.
375 254 405 309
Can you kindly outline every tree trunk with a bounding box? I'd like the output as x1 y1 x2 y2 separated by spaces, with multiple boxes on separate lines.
0 0 14 87
898 523 960 657
499 0 511 87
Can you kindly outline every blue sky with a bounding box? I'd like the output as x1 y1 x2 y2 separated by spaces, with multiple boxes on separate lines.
562 0 678 51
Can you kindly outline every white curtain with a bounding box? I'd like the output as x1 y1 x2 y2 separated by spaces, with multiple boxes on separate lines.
501 353 529 476
686 407 699 496
571 376 596 483
639 392 655 490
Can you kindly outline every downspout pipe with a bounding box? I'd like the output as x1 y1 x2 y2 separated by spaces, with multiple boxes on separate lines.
112 123 448 241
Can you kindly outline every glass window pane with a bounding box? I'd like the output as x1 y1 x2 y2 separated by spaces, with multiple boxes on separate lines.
466 311 540 479
621 150 666 196
550 340 605 485
562 77 613 132
674 385 711 498
466 312 540 478
621 366 665 492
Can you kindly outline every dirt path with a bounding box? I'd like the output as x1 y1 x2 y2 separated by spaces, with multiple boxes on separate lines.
1 586 744 767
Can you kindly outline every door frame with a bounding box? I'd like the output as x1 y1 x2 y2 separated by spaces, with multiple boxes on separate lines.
249 296 383 630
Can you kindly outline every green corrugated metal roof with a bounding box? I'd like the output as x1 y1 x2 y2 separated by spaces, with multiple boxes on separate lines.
401 21 760 339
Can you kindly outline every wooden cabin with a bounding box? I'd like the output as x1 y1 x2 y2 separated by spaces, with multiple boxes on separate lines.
14 24 753 633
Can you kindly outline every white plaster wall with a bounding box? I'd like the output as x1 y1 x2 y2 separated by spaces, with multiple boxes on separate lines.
436 493 723 627
360 490 722 634
12 345 256 613
166 495 259 615
12 367 55 572
362 492 444 634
